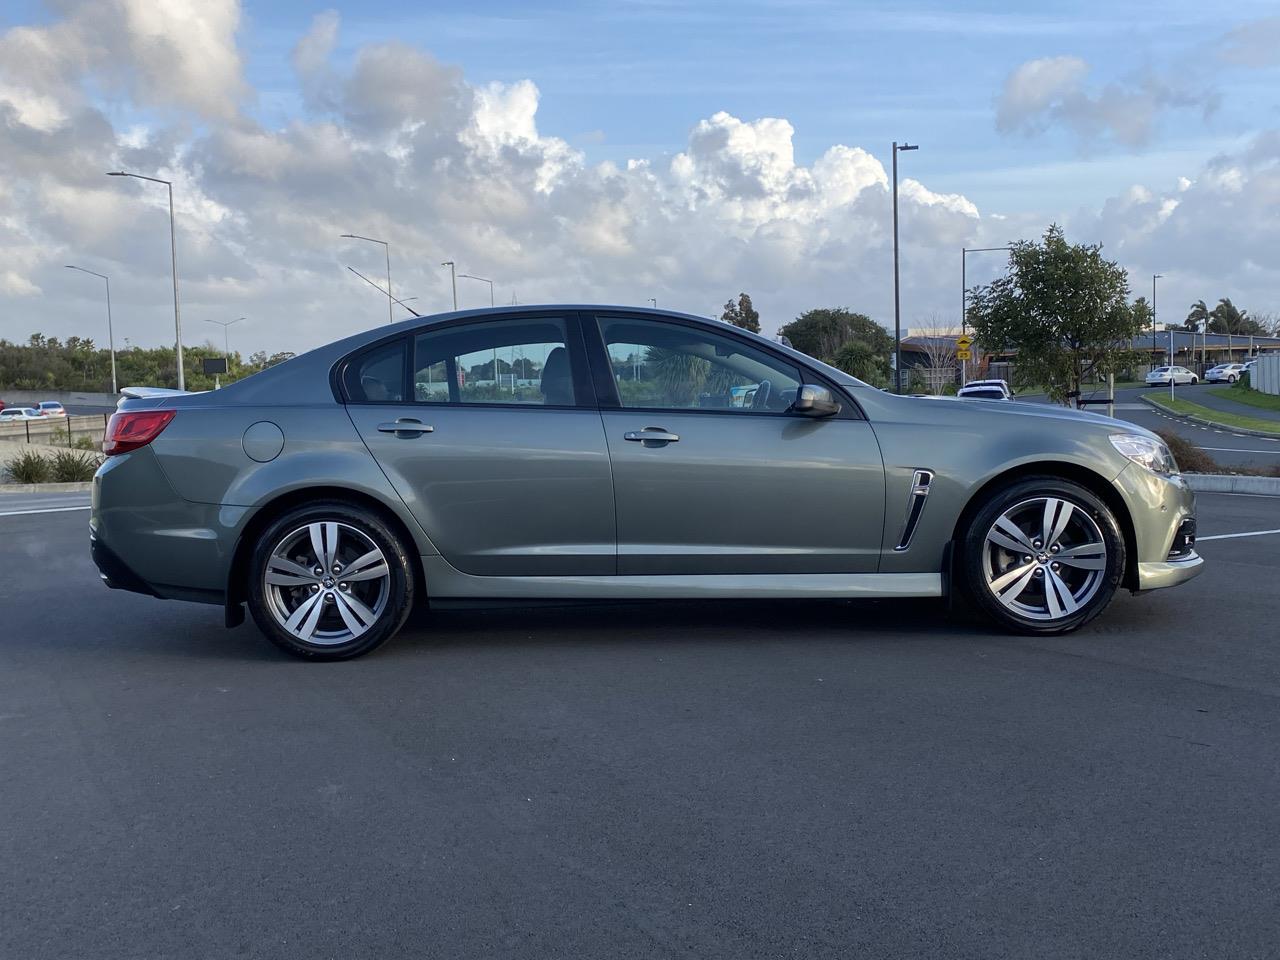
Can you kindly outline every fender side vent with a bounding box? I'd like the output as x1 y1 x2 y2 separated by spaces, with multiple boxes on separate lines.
894 469 935 552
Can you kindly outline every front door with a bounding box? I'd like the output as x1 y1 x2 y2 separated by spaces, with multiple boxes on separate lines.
343 315 615 577
589 314 885 575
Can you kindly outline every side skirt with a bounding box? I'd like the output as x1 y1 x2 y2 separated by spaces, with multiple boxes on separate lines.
421 557 942 600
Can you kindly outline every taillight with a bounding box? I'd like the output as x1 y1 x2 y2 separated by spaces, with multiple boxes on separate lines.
103 410 176 456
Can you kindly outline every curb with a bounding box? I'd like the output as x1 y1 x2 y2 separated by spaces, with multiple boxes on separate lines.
1139 394 1280 439
0 481 94 494
1183 474 1280 495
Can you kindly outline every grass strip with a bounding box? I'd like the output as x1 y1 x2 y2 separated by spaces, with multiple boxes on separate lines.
1207 386 1280 413
1147 394 1280 435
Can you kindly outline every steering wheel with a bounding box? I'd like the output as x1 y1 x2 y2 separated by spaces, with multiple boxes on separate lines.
752 378 773 411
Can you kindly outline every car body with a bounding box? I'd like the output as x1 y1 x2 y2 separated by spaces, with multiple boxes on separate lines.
0 407 44 421
1205 363 1247 384
1145 366 1198 386
91 306 1203 659
962 378 1013 398
956 385 1010 400
35 401 67 417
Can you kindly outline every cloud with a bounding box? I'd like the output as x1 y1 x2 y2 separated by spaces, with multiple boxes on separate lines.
1219 17 1280 68
996 56 1216 148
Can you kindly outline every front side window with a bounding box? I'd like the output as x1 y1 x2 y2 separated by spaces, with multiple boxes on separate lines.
598 317 802 413
413 317 576 406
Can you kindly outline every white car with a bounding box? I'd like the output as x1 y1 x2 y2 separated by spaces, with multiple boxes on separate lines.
1145 366 1198 386
1206 363 1247 384
957 384 1011 400
34 401 67 417
962 378 1013 398
0 407 44 421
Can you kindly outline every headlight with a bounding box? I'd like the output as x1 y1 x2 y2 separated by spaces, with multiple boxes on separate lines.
1110 434 1178 475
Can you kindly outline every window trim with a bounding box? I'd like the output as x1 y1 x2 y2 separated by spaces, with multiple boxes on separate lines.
582 311 864 421
335 313 598 410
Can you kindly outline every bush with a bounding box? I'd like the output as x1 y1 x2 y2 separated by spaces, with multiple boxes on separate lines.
48 449 102 482
1157 430 1220 474
3 449 52 483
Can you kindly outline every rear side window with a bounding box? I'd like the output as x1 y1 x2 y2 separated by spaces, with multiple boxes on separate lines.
343 339 407 403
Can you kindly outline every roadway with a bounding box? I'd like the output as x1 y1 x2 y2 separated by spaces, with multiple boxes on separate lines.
2 495 1278 959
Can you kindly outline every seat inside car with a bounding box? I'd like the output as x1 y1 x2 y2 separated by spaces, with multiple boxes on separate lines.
540 347 573 404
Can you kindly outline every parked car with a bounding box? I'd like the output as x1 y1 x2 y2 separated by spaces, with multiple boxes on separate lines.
956 385 1011 400
1205 363 1248 384
1145 366 1198 386
35 401 67 417
962 378 1013 398
0 407 44 421
91 305 1203 660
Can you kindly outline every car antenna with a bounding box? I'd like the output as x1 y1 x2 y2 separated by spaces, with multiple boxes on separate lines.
347 266 421 317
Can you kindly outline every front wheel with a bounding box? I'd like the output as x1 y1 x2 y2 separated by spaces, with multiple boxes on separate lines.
247 501 415 660
1226 375 1236 383
1190 376 1199 384
959 478 1126 635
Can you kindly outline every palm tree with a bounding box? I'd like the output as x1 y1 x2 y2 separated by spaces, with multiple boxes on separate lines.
1209 298 1249 335
1184 299 1210 333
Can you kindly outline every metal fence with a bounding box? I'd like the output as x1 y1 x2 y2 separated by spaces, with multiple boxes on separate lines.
0 414 111 448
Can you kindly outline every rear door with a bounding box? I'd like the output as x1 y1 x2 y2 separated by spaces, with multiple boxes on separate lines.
343 314 616 577
586 313 886 575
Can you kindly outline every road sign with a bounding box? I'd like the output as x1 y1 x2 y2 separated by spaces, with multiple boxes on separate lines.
956 335 973 350
956 348 972 361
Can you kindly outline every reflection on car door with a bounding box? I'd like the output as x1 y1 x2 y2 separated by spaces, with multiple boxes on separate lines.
588 314 886 575
343 315 616 577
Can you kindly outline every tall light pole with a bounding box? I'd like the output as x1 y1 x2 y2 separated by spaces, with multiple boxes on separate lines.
203 316 244 357
107 170 184 390
458 273 495 306
648 297 657 307
341 234 393 324
441 261 458 310
961 245 1012 387
892 141 918 393
64 265 117 395
1153 274 1174 401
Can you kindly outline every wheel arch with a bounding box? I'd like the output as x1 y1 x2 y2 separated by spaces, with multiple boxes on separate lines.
225 486 427 616
950 461 1139 591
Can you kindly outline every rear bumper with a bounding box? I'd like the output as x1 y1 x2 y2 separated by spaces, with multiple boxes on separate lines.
90 533 159 597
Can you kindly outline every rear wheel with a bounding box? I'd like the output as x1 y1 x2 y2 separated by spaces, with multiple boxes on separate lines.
960 478 1125 635
247 501 414 660
1226 375 1236 383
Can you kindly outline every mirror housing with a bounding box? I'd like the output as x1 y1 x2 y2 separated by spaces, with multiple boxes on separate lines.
791 384 841 417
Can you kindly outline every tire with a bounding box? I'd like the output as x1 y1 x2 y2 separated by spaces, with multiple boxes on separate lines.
959 477 1125 635
247 501 415 660
1191 377 1199 385
1227 375 1236 383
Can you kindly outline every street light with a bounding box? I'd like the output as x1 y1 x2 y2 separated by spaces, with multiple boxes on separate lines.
960 246 1012 386
648 297 657 307
458 273 495 307
892 141 918 393
441 261 457 310
65 265 118 395
203 316 244 357
340 234 393 325
107 170 185 390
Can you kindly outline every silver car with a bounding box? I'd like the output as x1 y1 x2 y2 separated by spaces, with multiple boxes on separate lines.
91 306 1202 660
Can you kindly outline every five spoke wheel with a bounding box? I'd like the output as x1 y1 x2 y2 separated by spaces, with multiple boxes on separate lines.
263 521 391 645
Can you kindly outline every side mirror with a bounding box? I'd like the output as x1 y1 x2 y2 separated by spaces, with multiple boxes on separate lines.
791 384 841 417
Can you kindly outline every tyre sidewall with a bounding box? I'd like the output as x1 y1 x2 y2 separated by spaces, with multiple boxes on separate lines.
961 477 1125 635
247 501 414 660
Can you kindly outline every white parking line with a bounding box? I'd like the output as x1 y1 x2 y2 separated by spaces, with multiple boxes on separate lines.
1198 447 1280 455
1197 528 1280 542
0 505 91 518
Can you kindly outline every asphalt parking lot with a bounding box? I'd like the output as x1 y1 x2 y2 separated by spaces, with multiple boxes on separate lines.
2 493 1278 959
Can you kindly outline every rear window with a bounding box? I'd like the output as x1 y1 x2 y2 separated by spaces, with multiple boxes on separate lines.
342 339 407 403
960 388 1005 400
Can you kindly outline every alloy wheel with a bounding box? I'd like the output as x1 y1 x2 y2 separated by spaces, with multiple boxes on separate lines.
263 521 391 645
982 497 1107 622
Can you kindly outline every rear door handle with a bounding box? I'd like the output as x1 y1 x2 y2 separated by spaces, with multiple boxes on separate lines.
624 428 680 445
377 418 434 436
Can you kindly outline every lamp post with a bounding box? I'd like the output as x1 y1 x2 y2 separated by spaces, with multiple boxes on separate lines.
64 265 117 395
107 170 184 390
960 245 1012 387
892 141 918 393
441 261 458 310
458 273 495 307
648 297 657 307
203 316 244 357
341 234 393 324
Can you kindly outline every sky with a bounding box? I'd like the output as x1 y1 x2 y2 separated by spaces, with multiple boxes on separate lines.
1 0 1278 356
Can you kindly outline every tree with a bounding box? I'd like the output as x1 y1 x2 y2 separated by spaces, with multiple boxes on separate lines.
831 341 889 387
778 308 893 365
1208 298 1266 337
965 225 1149 406
910 319 961 395
720 293 760 333
1183 299 1210 333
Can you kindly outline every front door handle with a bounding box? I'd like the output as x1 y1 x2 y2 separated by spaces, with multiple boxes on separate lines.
377 418 434 437
624 428 680 446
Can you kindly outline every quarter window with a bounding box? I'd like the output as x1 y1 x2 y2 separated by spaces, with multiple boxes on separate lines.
343 339 407 403
413 318 576 406
598 317 803 413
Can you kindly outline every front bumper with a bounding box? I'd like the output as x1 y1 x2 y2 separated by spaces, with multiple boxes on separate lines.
1112 464 1203 592
1137 553 1205 590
